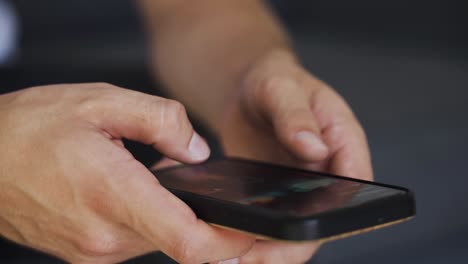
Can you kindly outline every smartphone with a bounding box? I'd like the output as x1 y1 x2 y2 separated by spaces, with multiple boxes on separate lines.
153 158 415 242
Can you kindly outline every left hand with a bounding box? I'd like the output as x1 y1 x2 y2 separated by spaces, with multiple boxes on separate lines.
217 49 373 263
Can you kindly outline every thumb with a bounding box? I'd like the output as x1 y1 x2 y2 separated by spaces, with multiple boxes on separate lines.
254 77 328 162
114 159 254 263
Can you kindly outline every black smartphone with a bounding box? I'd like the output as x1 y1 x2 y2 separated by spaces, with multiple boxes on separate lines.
153 158 415 242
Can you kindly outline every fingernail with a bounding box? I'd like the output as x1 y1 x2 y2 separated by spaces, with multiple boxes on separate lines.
218 258 239 264
188 132 211 161
295 131 328 154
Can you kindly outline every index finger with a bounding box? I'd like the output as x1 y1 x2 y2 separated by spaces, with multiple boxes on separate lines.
78 83 210 164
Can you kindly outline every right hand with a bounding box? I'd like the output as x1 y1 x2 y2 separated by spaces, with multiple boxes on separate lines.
0 83 254 264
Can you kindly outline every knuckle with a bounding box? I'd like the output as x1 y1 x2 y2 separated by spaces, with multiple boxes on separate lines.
76 229 120 258
82 188 116 220
157 99 188 138
255 76 279 98
255 75 294 100
163 99 187 121
75 95 100 118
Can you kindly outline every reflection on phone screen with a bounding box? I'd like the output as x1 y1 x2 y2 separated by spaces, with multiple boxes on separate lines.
156 160 405 217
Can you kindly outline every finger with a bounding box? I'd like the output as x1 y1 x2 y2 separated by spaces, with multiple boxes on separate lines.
151 157 181 170
324 120 373 181
240 240 320 264
81 83 210 164
253 77 328 162
114 160 255 263
88 223 156 263
313 89 373 181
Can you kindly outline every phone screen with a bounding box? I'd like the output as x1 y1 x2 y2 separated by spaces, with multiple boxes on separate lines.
156 159 406 217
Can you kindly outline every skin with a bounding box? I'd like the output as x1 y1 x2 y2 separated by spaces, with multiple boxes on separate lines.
0 0 373 263
0 84 255 263
139 1 373 263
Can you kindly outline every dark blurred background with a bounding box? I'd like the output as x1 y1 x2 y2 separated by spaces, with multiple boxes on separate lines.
1 0 467 263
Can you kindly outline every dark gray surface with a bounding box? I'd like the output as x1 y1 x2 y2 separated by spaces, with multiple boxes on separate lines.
292 31 468 263
2 1 468 263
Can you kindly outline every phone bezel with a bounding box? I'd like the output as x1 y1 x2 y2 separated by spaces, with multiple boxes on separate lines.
153 158 416 241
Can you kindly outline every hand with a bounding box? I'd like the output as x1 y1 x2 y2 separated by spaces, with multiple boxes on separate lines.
0 83 255 264
219 50 373 263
